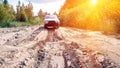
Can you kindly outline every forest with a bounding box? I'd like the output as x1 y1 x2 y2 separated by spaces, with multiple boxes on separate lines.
0 0 48 27
59 0 120 34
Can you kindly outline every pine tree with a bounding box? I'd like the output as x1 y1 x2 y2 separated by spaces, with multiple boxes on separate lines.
3 0 8 5
38 9 43 18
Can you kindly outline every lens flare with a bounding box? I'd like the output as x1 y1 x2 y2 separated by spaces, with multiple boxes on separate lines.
59 0 120 33
91 0 97 5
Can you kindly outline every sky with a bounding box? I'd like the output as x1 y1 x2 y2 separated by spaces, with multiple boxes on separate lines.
8 0 65 15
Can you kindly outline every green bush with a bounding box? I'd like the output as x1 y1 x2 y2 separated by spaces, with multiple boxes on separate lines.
28 17 43 25
0 3 44 28
0 4 15 27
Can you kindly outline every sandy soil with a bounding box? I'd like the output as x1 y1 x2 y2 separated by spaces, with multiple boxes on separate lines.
0 26 120 68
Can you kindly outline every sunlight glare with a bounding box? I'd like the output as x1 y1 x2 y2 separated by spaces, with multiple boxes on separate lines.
91 0 97 5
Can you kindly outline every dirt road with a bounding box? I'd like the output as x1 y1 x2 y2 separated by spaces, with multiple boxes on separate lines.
0 26 120 68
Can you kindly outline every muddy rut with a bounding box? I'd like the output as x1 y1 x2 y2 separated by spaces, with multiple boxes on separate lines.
0 26 120 68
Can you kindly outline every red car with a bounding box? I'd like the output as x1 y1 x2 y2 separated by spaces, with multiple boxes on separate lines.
44 15 60 29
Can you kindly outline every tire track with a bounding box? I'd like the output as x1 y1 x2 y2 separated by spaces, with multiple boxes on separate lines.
0 26 120 68
62 42 103 68
3 27 44 46
28 27 45 41
0 27 47 68
34 28 103 68
34 29 66 68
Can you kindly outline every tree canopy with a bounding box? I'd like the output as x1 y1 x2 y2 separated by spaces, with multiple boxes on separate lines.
3 0 8 5
59 0 120 34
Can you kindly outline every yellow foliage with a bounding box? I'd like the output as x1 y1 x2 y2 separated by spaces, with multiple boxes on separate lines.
59 0 120 34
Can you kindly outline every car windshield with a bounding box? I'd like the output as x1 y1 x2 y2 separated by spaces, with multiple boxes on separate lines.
45 15 57 19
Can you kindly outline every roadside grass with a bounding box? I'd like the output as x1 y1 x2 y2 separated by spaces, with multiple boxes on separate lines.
0 16 43 28
0 21 43 28
0 22 30 27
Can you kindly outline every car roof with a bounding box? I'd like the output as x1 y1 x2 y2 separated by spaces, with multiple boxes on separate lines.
45 15 57 19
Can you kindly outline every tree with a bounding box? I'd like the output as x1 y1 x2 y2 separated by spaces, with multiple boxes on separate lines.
0 4 5 23
3 0 8 5
38 9 50 18
4 4 15 22
38 9 44 18
53 12 58 16
59 0 120 34
16 1 26 22
16 1 34 22
25 2 33 21
0 3 15 27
